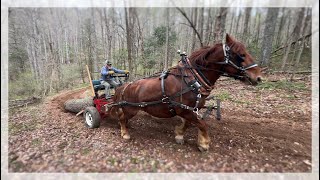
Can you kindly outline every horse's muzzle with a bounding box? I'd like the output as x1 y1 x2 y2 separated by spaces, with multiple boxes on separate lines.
243 76 262 86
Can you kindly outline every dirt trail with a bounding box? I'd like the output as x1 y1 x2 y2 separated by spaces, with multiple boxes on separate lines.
8 75 312 172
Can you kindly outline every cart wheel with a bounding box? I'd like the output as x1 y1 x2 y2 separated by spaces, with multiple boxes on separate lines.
216 99 221 121
83 106 101 128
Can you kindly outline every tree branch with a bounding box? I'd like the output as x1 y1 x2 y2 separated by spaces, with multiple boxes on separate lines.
272 33 312 54
175 7 203 47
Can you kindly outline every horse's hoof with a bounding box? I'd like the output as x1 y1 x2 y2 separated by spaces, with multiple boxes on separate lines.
198 146 209 152
122 134 131 140
175 135 184 144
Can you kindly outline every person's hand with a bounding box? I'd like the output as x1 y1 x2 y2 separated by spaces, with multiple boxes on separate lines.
124 70 130 74
108 71 115 75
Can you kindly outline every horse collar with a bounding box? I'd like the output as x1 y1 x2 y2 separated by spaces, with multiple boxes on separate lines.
185 58 213 94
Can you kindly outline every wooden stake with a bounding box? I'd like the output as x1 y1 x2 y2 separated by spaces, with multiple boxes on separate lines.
86 65 95 97
76 109 85 116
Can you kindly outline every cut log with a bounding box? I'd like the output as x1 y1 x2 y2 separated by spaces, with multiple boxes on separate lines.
9 96 41 108
64 97 94 113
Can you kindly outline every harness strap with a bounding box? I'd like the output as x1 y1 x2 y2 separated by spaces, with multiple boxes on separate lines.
160 71 167 97
185 58 213 93
108 77 200 115
121 82 132 100
160 70 177 115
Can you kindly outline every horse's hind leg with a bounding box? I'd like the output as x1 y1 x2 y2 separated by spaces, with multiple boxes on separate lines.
174 118 191 144
179 112 210 152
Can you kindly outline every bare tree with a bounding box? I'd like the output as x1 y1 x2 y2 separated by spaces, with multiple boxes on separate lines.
243 7 252 43
275 8 286 47
213 7 227 43
8 7 312 98
281 8 306 71
164 8 170 70
125 7 133 73
259 8 279 66
290 9 310 80
176 7 203 47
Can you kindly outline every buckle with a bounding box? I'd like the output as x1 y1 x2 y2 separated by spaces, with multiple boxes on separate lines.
162 97 170 103
139 102 147 107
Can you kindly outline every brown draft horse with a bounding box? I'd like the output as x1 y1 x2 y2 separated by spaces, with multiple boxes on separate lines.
109 34 262 151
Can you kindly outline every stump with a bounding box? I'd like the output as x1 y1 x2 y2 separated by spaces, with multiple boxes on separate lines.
64 97 94 113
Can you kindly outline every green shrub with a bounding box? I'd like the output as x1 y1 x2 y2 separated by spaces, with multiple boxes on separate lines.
257 80 308 91
9 71 41 100
215 91 231 101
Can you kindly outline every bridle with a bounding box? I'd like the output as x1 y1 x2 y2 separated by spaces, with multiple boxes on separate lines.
214 44 258 74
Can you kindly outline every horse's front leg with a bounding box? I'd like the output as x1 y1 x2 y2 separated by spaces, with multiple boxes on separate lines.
118 108 131 140
179 111 210 152
174 118 191 144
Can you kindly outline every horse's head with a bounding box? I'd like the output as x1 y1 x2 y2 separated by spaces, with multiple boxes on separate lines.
219 34 262 85
189 34 262 86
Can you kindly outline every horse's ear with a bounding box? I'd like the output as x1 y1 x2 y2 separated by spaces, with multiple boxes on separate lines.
226 33 236 45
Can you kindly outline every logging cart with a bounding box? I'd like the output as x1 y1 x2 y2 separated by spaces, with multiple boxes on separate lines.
83 65 129 128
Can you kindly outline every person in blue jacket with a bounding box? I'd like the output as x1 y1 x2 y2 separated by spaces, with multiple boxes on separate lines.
101 60 129 99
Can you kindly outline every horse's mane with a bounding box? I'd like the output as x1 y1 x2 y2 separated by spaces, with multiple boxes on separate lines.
189 40 246 66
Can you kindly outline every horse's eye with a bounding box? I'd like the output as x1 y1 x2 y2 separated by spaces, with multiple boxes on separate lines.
240 54 245 58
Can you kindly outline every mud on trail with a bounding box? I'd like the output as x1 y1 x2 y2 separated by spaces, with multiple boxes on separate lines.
8 75 312 172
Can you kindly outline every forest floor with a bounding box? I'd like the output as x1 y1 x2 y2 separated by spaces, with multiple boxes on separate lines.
8 74 313 172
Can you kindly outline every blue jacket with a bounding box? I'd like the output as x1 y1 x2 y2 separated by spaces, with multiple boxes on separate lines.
100 66 125 81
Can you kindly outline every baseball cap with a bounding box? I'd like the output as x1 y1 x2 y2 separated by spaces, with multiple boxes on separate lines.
105 60 112 65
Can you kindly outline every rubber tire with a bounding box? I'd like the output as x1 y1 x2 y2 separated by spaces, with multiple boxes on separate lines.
216 99 221 121
83 106 101 128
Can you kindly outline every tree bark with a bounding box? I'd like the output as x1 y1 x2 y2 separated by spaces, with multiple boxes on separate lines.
259 8 279 66
164 8 170 70
281 8 306 71
290 9 309 80
213 7 227 43
243 7 252 44
124 7 133 73
176 7 203 48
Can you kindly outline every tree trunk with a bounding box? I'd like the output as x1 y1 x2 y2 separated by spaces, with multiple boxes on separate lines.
243 7 252 44
191 8 198 52
199 7 204 42
234 9 242 37
259 8 279 66
213 7 227 43
91 9 98 76
125 7 133 73
65 30 70 64
290 9 309 80
275 8 286 47
164 8 170 70
204 8 212 45
281 8 306 71
228 9 234 35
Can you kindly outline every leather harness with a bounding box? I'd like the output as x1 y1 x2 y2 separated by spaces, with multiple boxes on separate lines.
107 44 258 119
